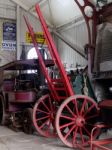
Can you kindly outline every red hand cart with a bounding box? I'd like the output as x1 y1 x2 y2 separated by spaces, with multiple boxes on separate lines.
24 3 99 148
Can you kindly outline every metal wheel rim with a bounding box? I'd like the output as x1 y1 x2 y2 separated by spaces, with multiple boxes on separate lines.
33 94 56 137
56 95 99 148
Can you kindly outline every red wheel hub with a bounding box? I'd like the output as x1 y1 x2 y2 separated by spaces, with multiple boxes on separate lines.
75 116 85 127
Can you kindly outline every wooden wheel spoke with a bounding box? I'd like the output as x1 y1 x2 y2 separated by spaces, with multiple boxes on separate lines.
85 114 99 120
64 125 76 139
41 101 50 112
79 127 85 144
36 115 49 121
83 126 91 137
73 99 79 116
45 120 51 133
39 119 49 129
84 104 95 117
60 115 74 121
37 108 49 115
73 127 78 143
48 96 53 111
80 98 87 115
60 121 74 130
66 105 76 117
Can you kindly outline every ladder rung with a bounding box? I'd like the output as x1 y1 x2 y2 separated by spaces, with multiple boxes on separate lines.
51 79 63 83
53 84 64 87
54 87 66 91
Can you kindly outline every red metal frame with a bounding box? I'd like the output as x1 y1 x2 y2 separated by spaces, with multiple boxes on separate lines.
74 1 112 76
73 0 98 76
74 0 97 45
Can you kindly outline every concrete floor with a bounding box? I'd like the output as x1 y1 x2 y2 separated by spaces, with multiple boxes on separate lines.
0 126 112 150
0 126 71 150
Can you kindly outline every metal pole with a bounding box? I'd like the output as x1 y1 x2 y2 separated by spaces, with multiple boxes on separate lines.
16 5 20 60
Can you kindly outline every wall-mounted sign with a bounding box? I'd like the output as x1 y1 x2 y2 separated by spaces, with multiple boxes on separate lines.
26 32 47 45
2 41 16 51
3 22 16 41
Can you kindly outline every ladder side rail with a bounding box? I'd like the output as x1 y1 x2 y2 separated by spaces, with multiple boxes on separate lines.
35 4 74 96
24 16 60 101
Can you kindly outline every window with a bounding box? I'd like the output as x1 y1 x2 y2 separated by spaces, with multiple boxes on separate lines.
27 47 47 60
27 47 47 73
27 47 38 59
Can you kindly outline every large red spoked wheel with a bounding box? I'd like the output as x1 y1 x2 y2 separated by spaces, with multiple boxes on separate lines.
33 94 56 137
56 95 99 148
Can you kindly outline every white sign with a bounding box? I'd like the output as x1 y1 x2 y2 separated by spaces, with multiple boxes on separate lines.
2 41 16 51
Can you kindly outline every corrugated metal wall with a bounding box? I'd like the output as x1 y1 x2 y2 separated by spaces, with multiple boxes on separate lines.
20 9 42 44
0 0 16 19
57 21 87 70
0 0 16 66
0 0 43 62
19 8 43 59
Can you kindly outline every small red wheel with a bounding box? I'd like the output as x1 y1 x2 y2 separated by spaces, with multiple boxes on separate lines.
56 95 99 148
33 94 56 137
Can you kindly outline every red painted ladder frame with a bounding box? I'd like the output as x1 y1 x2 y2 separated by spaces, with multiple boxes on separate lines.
24 4 74 103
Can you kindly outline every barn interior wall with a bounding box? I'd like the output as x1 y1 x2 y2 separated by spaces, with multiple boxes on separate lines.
0 0 43 64
0 0 16 19
18 8 43 59
56 21 87 71
0 0 16 66
20 9 43 44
